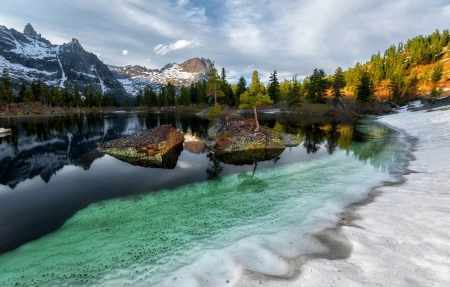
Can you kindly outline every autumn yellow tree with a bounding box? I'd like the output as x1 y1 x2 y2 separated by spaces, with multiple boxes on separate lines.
239 70 273 130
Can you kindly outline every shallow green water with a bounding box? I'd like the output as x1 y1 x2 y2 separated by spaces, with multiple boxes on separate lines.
0 145 405 286
0 114 408 286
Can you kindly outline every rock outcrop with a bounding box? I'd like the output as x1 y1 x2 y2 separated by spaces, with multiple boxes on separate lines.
204 114 285 152
98 125 184 166
421 96 450 108
179 58 212 73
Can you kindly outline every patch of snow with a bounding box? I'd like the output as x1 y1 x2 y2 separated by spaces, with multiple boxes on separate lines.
244 103 450 286
92 66 107 94
9 34 58 60
0 55 57 80
56 50 67 88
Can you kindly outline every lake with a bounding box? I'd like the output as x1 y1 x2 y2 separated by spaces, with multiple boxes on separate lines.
0 112 408 286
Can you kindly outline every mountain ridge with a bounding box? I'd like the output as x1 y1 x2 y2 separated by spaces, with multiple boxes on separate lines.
108 58 212 95
0 23 212 100
0 23 126 99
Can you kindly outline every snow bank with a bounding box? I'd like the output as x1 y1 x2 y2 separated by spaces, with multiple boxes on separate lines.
236 102 450 286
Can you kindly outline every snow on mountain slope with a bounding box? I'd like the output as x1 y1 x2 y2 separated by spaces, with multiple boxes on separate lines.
109 58 212 95
0 23 212 99
0 23 125 98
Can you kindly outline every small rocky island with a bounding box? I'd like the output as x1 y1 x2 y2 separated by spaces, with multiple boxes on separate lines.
204 113 301 153
98 125 184 168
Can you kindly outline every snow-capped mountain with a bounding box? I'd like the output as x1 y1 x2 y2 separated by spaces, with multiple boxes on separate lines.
0 23 213 99
108 58 212 95
0 23 126 97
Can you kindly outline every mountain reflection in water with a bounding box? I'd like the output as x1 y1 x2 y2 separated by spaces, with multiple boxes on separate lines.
0 112 403 255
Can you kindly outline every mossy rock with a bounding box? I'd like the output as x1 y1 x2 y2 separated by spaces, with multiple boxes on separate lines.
98 125 184 166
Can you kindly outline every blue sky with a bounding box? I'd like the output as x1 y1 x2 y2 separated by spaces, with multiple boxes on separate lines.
1 0 449 83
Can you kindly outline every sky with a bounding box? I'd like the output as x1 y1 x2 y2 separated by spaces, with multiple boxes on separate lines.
1 0 449 83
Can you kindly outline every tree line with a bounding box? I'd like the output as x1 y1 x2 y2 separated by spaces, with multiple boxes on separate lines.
2 29 448 114
0 68 120 112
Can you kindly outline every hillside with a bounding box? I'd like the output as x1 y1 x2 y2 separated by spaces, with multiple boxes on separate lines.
343 29 450 101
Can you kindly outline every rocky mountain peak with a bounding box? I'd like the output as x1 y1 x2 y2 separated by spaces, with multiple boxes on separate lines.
67 38 84 54
180 58 212 73
23 23 38 37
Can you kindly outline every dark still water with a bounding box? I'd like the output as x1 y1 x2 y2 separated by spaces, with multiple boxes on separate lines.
0 112 408 286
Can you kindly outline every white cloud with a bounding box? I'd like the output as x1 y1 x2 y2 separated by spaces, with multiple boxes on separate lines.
177 0 189 8
153 39 202 55
122 50 129 55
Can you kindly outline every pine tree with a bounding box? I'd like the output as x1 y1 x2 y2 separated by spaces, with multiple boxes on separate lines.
387 70 406 103
189 82 197 104
179 85 191 106
235 77 247 99
239 70 273 130
72 81 82 109
94 92 102 108
166 82 176 106
356 71 373 103
23 87 34 107
0 69 14 112
305 68 329 104
62 87 72 108
268 70 280 104
430 62 443 83
331 67 346 104
135 90 143 107
18 82 27 103
287 76 302 112
51 88 63 107
206 63 224 105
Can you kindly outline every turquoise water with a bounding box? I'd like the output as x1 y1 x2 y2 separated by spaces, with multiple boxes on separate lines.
0 114 407 286
0 123 406 286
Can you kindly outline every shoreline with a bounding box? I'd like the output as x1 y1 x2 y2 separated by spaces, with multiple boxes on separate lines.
234 103 450 286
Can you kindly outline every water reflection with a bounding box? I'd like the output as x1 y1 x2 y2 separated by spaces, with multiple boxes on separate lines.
105 142 184 169
0 112 405 256
0 113 209 188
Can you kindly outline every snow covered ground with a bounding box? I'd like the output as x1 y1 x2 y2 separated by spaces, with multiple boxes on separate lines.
235 101 450 286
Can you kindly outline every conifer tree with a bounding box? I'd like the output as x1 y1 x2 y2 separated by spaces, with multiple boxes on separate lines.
331 67 346 105
206 63 224 105
0 69 14 112
235 77 247 99
305 68 329 104
166 82 176 106
356 71 373 103
62 87 72 108
51 88 63 107
239 70 273 130
287 76 302 112
23 87 34 107
268 70 280 104
18 82 26 103
189 82 197 104
135 90 143 107
162 87 169 107
72 81 82 109
430 62 443 83
388 72 404 103
94 92 102 108
179 85 191 106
